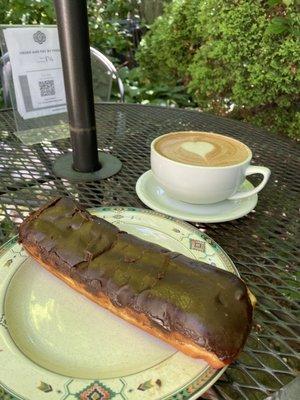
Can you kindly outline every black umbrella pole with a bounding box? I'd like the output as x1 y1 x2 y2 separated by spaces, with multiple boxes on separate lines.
54 0 100 172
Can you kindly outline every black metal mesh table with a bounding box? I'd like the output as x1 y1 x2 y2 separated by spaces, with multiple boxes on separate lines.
0 104 299 400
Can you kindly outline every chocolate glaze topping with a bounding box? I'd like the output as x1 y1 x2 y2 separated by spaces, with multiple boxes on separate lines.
19 197 253 362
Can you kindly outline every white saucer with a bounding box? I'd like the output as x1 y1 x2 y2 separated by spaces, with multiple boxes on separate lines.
136 170 258 223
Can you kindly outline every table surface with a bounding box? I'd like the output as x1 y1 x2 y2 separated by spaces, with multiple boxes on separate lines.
0 103 299 400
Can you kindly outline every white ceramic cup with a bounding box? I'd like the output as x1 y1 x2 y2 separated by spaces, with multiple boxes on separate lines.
151 132 271 205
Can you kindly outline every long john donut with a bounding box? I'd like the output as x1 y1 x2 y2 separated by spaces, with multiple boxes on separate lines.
19 197 254 369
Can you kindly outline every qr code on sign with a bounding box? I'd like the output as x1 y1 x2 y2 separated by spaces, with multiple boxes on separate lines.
39 79 55 97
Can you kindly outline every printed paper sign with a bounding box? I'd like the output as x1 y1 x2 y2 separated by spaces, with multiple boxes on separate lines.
3 27 67 119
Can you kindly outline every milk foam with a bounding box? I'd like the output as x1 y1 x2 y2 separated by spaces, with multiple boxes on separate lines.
155 131 250 167
180 141 215 158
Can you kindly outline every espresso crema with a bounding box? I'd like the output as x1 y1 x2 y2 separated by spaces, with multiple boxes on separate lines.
155 131 250 167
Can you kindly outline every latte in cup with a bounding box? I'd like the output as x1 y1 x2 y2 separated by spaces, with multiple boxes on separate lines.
154 131 250 167
151 131 271 204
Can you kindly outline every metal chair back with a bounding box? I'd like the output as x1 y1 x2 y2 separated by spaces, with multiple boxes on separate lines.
90 47 124 103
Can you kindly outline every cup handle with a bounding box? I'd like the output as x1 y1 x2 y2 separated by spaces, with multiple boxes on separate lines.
228 166 271 201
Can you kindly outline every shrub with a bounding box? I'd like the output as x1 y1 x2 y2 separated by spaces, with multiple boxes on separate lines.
0 0 139 58
0 0 55 24
87 0 140 60
137 0 300 138
115 66 195 107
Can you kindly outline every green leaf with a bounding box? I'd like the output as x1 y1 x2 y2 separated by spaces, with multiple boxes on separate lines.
267 0 282 5
293 29 300 37
267 17 291 35
283 0 294 6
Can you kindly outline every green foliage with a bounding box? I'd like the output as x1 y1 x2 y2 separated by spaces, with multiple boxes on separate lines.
87 0 140 55
137 1 201 85
115 66 195 107
0 0 55 24
1 0 299 138
137 0 300 138
0 0 186 107
0 0 140 103
0 0 139 55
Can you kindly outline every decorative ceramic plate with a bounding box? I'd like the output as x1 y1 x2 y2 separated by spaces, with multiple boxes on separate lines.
0 207 238 400
136 170 258 223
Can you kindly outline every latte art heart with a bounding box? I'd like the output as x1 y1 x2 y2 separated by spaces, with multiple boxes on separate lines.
181 141 215 158
155 131 250 167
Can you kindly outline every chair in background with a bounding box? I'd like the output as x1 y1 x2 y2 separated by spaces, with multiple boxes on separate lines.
0 46 124 108
90 47 124 103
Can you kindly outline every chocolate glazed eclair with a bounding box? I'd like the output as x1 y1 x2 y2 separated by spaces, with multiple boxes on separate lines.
19 197 255 369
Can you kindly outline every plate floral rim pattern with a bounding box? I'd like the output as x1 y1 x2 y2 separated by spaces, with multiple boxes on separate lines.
0 207 237 400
